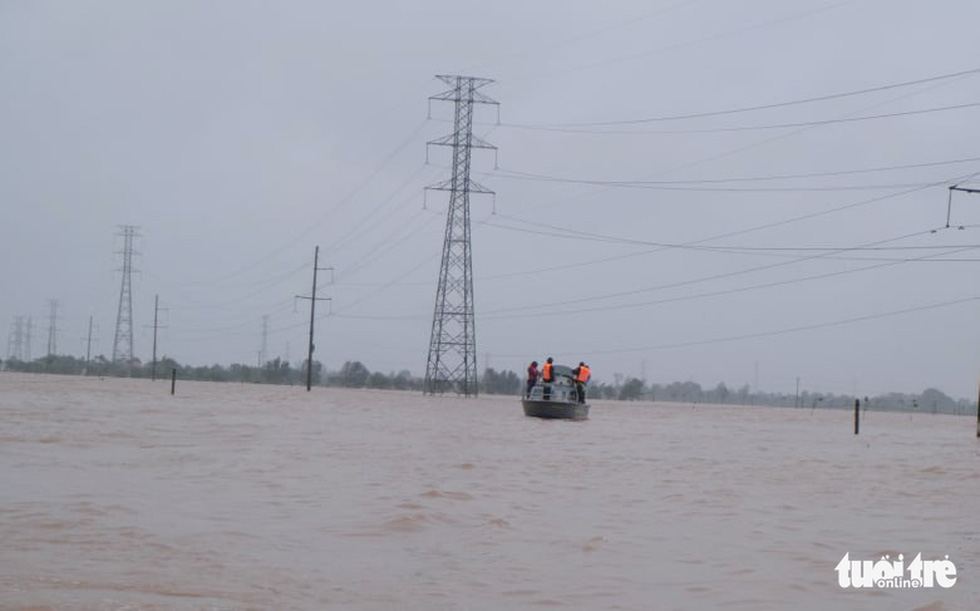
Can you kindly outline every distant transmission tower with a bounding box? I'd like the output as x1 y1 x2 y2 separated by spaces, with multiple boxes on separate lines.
8 316 24 360
46 299 58 357
258 314 269 367
112 225 140 364
423 75 498 396
25 316 32 361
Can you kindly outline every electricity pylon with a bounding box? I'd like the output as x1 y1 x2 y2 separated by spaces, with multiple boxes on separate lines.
423 75 498 397
46 299 58 357
258 314 269 368
8 316 24 360
112 225 139 365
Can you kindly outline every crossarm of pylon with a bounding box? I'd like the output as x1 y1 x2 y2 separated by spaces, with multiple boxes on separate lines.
427 133 497 150
425 178 494 195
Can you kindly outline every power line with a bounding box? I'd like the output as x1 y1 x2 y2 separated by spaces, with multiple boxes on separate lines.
484 155 980 187
563 295 980 356
489 100 980 135
482 245 978 320
331 208 501 320
338 208 441 280
503 178 938 193
486 187 917 260
477 172 980 313
499 70 974 227
173 118 431 288
509 66 980 128
464 0 702 75
481 224 942 316
505 0 862 84
322 162 439 260
478 171 980 284
485 213 979 253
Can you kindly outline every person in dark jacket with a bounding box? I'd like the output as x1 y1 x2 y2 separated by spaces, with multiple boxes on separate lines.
526 361 539 398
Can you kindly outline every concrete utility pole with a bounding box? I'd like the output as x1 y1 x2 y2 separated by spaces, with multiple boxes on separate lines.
85 315 94 375
148 295 167 381
423 75 498 397
295 246 332 391
854 399 860 435
947 185 980 437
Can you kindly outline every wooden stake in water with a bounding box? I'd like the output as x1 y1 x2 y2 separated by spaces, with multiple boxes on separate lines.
171 368 176 396
854 398 860 435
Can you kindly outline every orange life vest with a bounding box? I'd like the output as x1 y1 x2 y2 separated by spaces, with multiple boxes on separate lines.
542 362 553 382
576 365 591 383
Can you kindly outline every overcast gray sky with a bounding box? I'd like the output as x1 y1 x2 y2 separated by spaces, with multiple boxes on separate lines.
3 0 980 399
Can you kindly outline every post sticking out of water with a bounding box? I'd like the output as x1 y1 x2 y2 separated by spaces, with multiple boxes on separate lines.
976 377 980 438
171 368 176 395
854 399 860 435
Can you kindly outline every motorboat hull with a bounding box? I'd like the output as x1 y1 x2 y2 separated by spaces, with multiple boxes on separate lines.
522 400 590 420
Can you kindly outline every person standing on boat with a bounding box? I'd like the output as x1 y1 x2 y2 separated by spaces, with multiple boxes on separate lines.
541 357 554 400
525 361 539 398
572 362 591 403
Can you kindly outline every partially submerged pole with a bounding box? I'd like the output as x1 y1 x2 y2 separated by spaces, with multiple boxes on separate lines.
295 246 332 392
854 398 860 435
151 294 159 381
171 368 176 395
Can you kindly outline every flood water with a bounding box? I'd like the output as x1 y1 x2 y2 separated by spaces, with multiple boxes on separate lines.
1 372 978 610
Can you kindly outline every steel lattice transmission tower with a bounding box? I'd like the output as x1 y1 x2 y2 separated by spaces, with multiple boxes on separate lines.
46 299 58 357
423 75 498 396
8 316 24 360
112 225 140 364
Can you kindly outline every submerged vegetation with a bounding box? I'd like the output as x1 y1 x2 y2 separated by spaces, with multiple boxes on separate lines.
1 354 975 415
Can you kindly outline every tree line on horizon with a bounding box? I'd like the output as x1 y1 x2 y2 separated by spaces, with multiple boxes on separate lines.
1 354 975 416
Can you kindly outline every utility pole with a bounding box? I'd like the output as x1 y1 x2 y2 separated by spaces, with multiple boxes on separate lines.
85 315 94 375
147 295 168 381
152 295 159 379
423 75 498 397
295 246 332 391
112 225 140 368
945 185 980 228
947 185 980 437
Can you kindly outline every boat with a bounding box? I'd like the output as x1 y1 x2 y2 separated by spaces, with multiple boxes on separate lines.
522 364 590 420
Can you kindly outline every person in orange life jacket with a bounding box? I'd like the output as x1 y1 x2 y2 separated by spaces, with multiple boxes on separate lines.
526 361 539 398
572 362 591 403
541 357 554 400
